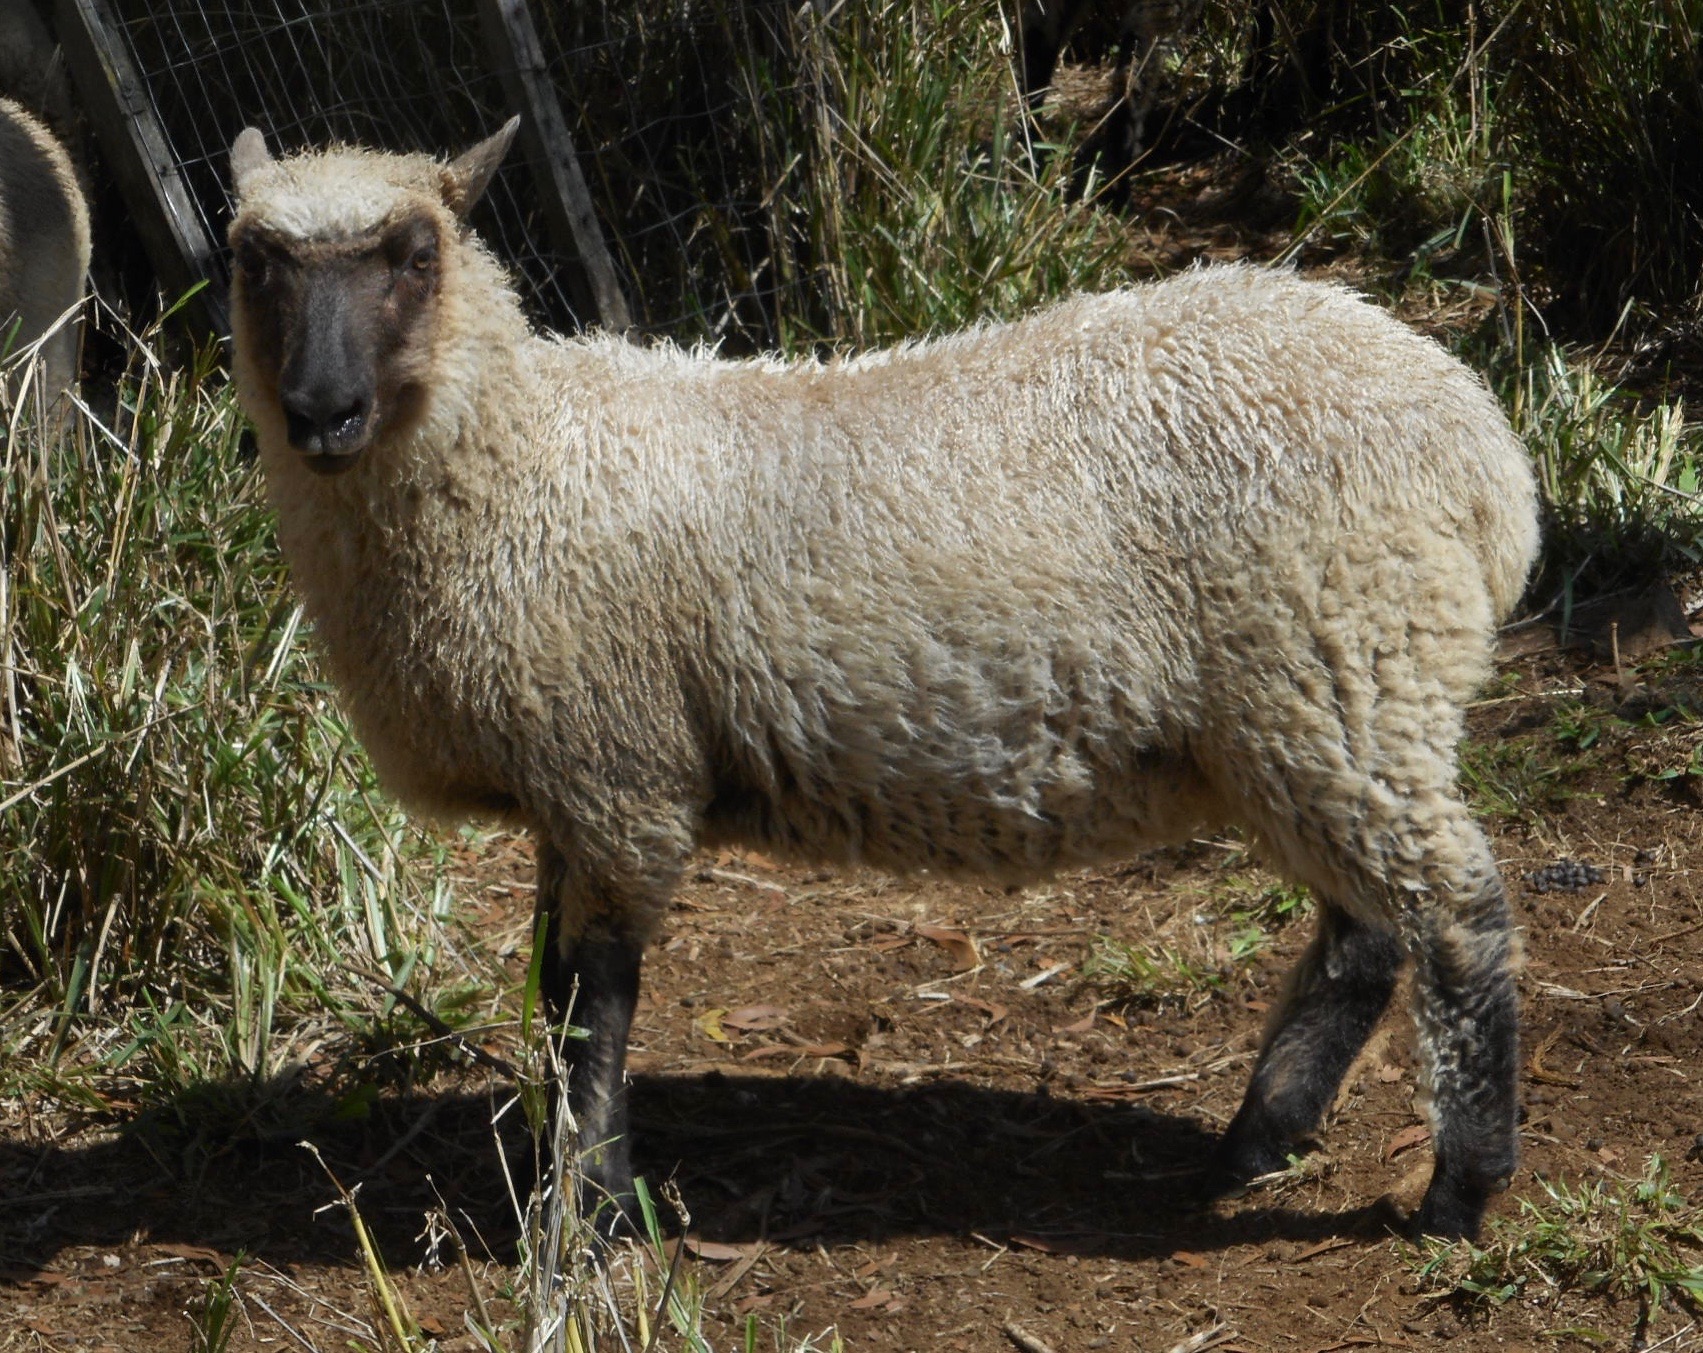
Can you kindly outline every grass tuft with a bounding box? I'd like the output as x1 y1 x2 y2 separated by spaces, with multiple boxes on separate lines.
0 313 464 1103
1413 1155 1703 1323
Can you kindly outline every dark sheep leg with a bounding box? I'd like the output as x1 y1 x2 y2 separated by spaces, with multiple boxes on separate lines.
1405 876 1519 1239
535 841 644 1239
1213 904 1404 1184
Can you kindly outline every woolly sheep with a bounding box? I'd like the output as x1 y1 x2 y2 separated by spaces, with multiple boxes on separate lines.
226 120 1540 1242
0 97 89 409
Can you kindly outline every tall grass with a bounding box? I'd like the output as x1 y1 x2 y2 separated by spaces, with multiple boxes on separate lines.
1236 0 1703 323
1500 0 1703 327
788 0 1127 348
1509 348 1703 595
0 314 464 1099
559 0 1130 353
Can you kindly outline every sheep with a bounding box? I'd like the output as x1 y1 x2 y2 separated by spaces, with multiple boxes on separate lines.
0 97 89 411
226 118 1540 1243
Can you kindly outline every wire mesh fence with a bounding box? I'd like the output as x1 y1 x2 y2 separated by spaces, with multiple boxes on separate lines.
87 0 826 348
113 0 591 331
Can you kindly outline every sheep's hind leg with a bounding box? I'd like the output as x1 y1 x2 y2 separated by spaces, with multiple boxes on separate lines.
1211 903 1404 1186
535 842 644 1241
1402 853 1519 1239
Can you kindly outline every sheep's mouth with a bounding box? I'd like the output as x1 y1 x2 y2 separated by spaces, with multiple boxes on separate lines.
284 404 373 463
302 449 363 476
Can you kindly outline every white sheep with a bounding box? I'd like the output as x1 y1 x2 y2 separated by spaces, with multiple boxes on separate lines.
0 97 89 411
227 120 1540 1241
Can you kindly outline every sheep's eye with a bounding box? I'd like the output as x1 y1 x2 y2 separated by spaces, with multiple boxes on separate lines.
408 243 437 272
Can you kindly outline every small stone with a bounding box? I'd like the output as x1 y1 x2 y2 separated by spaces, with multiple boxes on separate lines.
1587 1136 1605 1152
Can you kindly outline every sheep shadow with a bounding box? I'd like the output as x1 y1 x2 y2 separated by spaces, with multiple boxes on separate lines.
0 1070 1398 1280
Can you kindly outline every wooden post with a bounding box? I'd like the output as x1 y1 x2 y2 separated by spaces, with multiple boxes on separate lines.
476 0 632 335
54 0 229 336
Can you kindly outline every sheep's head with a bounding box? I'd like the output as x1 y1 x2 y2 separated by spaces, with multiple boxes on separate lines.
226 118 518 474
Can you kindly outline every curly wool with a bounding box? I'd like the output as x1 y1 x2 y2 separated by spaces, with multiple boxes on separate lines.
0 98 88 401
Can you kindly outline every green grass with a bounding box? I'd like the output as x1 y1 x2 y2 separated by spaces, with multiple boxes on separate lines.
1412 1155 1703 1336
1457 733 1598 828
0 322 473 1105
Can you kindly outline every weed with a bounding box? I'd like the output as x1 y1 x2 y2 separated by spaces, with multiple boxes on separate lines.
187 1253 246 1353
1412 1155 1703 1334
1457 734 1596 828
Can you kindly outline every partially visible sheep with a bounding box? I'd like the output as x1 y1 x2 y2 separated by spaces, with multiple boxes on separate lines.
0 97 89 410
226 121 1540 1242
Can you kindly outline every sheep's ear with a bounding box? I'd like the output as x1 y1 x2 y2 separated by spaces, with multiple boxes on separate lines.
441 115 520 219
231 127 272 195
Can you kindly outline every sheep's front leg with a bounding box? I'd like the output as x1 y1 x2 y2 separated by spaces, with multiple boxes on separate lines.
535 841 645 1239
1213 904 1404 1184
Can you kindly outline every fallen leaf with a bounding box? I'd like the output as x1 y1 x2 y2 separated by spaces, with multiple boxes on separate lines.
1102 1010 1128 1029
694 1008 730 1042
149 1244 226 1266
733 1293 775 1314
867 935 912 953
1292 1237 1354 1261
916 923 979 972
848 1287 893 1310
1054 1010 1096 1034
1008 1233 1105 1255
1170 1249 1209 1269
682 1237 764 1262
1384 1124 1432 1161
722 1004 789 1032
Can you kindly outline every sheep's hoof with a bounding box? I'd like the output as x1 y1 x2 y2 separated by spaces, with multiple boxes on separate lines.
1408 1182 1489 1241
1205 1122 1303 1196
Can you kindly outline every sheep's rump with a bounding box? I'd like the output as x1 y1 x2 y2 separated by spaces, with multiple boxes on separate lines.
555 266 1538 878
0 98 88 385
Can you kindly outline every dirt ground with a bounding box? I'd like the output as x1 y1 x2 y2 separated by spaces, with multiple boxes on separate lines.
8 619 1703 1351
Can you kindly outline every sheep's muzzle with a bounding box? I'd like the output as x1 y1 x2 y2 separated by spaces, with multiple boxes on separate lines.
277 276 379 470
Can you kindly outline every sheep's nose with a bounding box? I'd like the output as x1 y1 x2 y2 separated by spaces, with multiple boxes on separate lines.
281 386 372 458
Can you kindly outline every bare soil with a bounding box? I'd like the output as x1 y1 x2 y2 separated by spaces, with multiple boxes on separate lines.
8 627 1703 1351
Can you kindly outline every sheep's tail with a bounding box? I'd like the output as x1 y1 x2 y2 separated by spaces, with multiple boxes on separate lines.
1478 428 1544 625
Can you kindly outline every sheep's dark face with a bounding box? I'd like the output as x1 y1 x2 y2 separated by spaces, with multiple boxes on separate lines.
231 211 443 474
227 118 518 477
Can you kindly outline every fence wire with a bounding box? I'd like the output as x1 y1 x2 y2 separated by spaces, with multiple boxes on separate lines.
116 0 589 331
105 0 820 347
